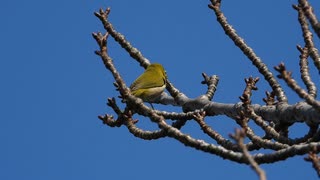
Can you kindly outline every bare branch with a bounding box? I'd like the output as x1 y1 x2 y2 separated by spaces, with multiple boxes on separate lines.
293 4 320 72
238 77 288 150
194 111 241 151
208 1 287 103
275 63 320 111
298 0 320 38
305 146 320 177
297 45 317 98
230 129 267 180
263 91 277 106
94 8 151 67
201 73 219 101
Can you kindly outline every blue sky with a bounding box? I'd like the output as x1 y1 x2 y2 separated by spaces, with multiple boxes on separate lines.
1 0 320 179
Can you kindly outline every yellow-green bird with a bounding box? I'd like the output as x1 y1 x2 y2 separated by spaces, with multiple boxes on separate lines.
130 63 167 103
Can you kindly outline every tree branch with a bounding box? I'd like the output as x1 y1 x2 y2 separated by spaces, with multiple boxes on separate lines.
298 0 320 38
208 0 287 103
230 129 267 180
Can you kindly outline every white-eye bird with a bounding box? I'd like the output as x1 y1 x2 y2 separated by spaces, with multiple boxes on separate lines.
130 63 167 103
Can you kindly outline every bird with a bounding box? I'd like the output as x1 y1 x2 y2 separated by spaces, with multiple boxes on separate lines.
130 63 167 108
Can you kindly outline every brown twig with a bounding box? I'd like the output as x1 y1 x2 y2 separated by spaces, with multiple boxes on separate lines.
230 129 267 180
238 77 289 150
297 45 317 98
305 146 320 177
94 8 151 68
239 77 259 107
293 4 320 72
236 112 289 151
298 0 320 38
98 97 134 127
275 63 320 111
201 73 219 101
263 91 277 106
194 111 241 152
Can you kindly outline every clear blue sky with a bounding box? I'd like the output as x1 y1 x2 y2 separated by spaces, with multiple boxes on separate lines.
2 0 320 179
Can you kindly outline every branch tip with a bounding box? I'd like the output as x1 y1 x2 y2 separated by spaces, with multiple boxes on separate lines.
292 4 299 10
98 115 105 120
296 44 304 53
94 50 101 56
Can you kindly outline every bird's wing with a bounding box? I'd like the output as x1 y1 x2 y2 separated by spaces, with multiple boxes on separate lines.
130 72 165 91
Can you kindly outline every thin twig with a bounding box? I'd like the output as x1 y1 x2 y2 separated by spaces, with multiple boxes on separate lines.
297 45 317 98
298 0 320 38
305 146 320 177
194 111 241 152
94 8 151 68
230 129 267 180
275 63 320 111
293 4 320 72
263 91 277 106
201 73 219 101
